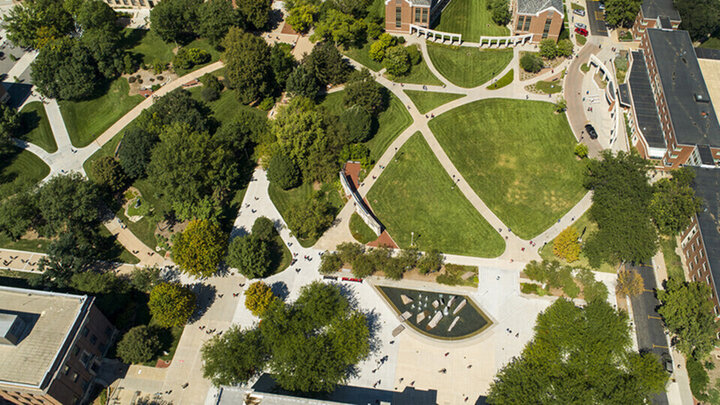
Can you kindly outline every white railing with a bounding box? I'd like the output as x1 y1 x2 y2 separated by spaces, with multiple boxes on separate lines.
409 24 462 44
339 169 383 236
479 34 533 48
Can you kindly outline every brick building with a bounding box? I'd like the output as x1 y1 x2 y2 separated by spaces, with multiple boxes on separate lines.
511 0 564 42
383 0 451 34
680 168 720 324
102 0 156 8
631 0 681 39
625 27 720 169
0 287 116 405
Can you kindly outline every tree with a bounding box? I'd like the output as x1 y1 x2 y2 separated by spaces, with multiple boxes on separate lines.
149 0 201 44
339 105 372 143
555 96 567 112
336 242 364 264
196 0 236 46
382 45 410 76
252 216 275 240
286 3 317 33
553 226 581 262
303 41 351 86
173 47 211 69
70 271 120 294
0 103 21 149
368 33 395 61
326 0 373 17
286 64 320 100
285 194 335 240
222 27 273 104
270 43 297 90
202 326 268 386
311 9 366 49
235 0 271 30
130 266 163 293
268 152 301 189
78 28 125 79
487 299 668 404
119 126 159 179
417 249 443 274
605 0 642 27
148 282 196 327
76 0 118 32
0 191 36 240
35 173 103 236
584 150 657 265
91 156 127 193
658 277 719 359
574 143 588 158
31 37 99 100
675 0 720 41
343 68 386 114
616 268 644 297
5 0 73 49
319 252 343 274
520 53 543 73
35 231 99 287
650 167 703 235
116 326 161 364
227 235 272 278
172 219 227 277
244 281 276 316
488 0 511 25
557 39 574 57
539 39 558 59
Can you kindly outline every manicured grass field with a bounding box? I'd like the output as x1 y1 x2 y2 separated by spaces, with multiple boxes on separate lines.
433 0 509 40
429 99 586 239
18 102 57 153
366 133 504 256
660 236 685 280
404 90 465 114
188 87 266 125
268 181 344 248
390 57 443 86
0 149 50 196
342 42 383 72
487 69 514 90
321 91 412 161
426 44 513 88
60 78 144 147
539 211 615 273
350 212 377 243
122 29 221 76
533 80 562 94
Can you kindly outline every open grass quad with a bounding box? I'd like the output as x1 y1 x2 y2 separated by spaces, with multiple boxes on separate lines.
18 102 57 153
432 0 509 41
426 44 513 88
404 90 465 114
429 99 585 240
367 132 504 257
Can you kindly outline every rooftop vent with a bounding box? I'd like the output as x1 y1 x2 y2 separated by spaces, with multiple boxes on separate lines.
0 314 26 346
695 93 710 102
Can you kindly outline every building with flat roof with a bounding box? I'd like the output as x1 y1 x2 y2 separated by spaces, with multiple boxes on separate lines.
511 0 564 42
680 168 720 328
625 27 720 169
0 286 115 405
632 0 681 39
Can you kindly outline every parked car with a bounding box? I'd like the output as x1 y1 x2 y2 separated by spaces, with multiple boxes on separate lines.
575 27 589 37
661 353 673 373
598 2 605 10
585 124 598 139
574 22 587 30
573 8 586 16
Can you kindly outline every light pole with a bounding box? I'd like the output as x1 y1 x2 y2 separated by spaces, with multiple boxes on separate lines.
411 231 414 247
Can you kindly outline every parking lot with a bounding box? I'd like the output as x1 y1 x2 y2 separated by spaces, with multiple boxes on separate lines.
586 0 608 37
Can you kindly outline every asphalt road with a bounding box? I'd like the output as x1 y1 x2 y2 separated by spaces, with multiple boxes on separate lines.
586 1 609 37
563 43 604 158
627 264 670 405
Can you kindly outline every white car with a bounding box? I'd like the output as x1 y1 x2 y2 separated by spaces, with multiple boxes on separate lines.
575 22 587 30
598 2 605 10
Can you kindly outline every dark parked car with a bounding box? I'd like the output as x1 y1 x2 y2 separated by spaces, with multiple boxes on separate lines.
585 124 598 139
661 353 673 373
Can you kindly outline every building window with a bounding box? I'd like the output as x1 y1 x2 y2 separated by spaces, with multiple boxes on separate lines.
72 372 79 383
415 8 421 23
542 17 552 38
90 334 98 345
63 365 70 375
73 346 81 357
422 8 428 23
516 16 524 31
81 327 89 337
523 17 531 31
396 7 402 28
708 275 712 285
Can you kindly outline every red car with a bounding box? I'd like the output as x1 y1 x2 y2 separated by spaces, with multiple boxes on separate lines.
575 27 589 37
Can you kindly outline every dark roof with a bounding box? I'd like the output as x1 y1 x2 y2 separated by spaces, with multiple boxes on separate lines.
659 16 672 29
628 51 665 148
619 83 632 107
695 47 720 60
691 167 720 294
698 145 715 165
640 0 681 21
517 0 563 14
647 29 720 147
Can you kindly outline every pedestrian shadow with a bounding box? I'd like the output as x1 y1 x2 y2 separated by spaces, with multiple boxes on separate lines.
188 282 217 322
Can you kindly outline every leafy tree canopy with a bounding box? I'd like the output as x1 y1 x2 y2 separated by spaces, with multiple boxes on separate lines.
226 235 273 278
5 0 73 49
650 167 703 236
150 0 202 44
222 27 273 104
117 326 161 364
605 0 642 27
172 219 227 277
675 0 720 41
148 282 197 327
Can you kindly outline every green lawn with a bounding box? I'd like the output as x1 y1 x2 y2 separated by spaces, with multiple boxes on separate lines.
350 212 377 243
366 133 504 256
268 181 344 247
404 90 465 114
0 232 49 253
342 42 383 72
18 102 57 153
571 2 585 10
427 44 513 88
60 78 144 147
539 211 615 273
700 37 720 50
322 91 413 161
187 87 266 125
0 149 50 196
487 69 514 90
660 236 685 280
429 99 586 239
432 0 509 40
389 57 443 86
122 29 221 76
533 80 563 94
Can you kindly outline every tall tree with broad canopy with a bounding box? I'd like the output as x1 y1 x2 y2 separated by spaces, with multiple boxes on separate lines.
31 37 99 100
196 0 237 46
4 0 73 49
150 0 201 44
674 0 720 41
604 0 642 27
222 27 273 104
226 235 272 278
649 167 703 236
148 282 197 327
235 0 272 30
487 299 668 403
172 219 227 277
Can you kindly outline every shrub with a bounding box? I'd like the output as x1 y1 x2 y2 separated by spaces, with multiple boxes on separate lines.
337 242 364 264
268 153 301 190
201 86 220 102
557 39 574 57
417 249 443 274
258 97 275 111
539 39 558 59
368 33 396 62
687 357 710 400
406 45 422 65
244 281 276 316
521 282 539 294
575 143 589 158
319 252 343 274
128 76 137 83
116 326 161 364
173 47 211 69
383 45 410 76
553 226 581 262
520 53 543 73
